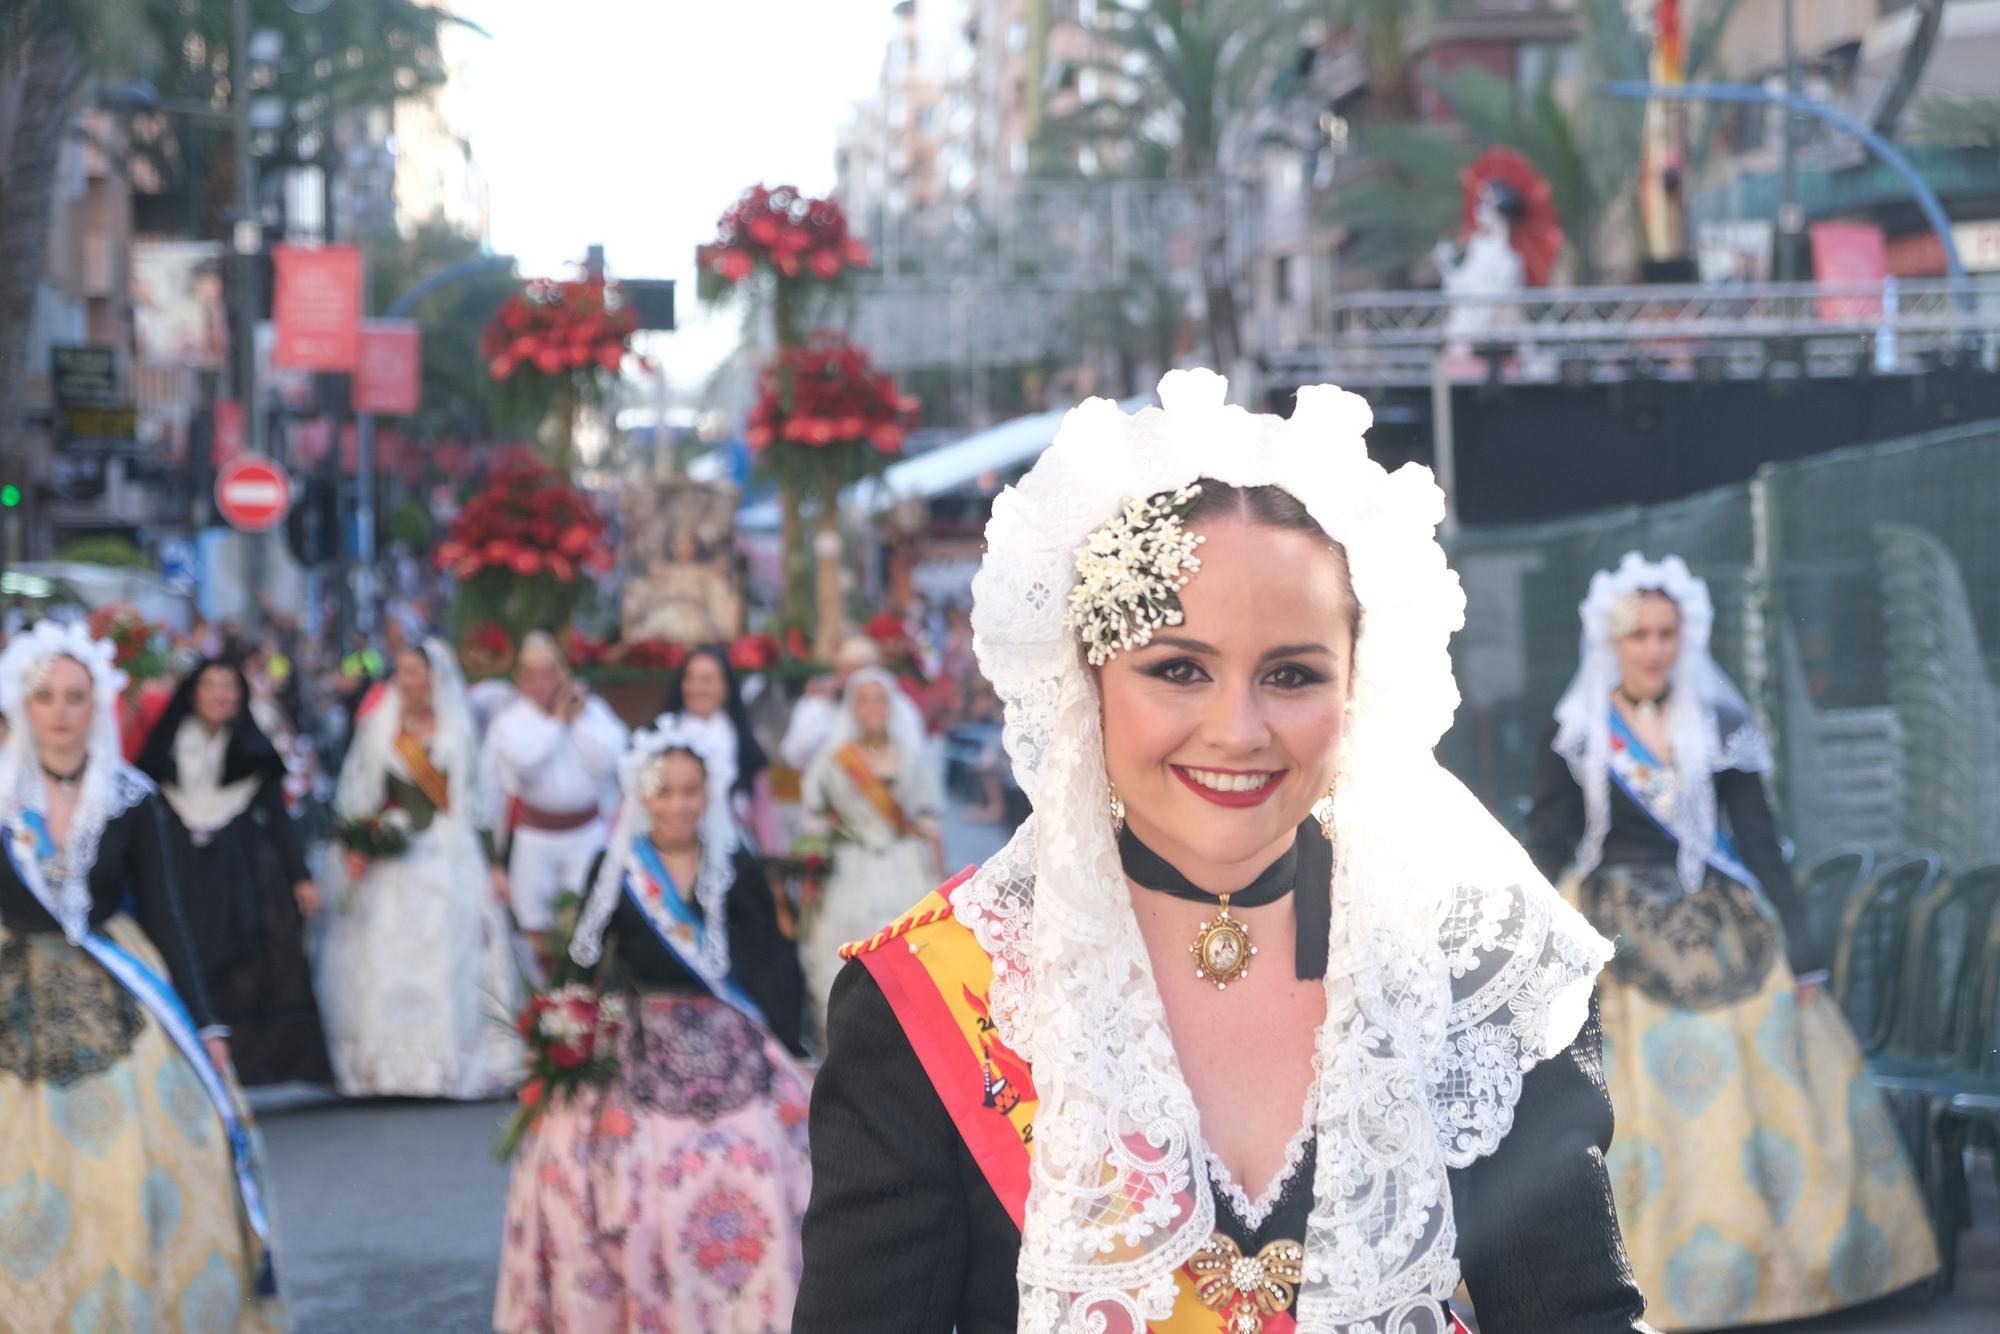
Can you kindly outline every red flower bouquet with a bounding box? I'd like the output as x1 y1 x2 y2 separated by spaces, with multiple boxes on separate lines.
436 449 612 584
87 604 169 682
727 632 781 673
481 273 644 386
438 450 611 664
697 184 871 295
495 982 628 1160
745 332 918 494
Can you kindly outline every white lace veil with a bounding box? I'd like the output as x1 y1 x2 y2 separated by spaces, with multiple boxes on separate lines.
570 713 738 977
1550 552 1773 893
822 666 926 767
0 620 156 943
958 370 1612 1333
336 637 482 828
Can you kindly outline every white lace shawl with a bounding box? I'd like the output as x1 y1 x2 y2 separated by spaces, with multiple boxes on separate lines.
162 718 261 841
1550 552 1774 894
0 621 158 943
961 370 1612 1334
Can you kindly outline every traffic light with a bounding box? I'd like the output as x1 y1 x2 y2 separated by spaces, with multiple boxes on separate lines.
0 484 20 509
285 474 340 566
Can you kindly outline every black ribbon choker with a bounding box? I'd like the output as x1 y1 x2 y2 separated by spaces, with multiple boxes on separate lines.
1118 818 1333 980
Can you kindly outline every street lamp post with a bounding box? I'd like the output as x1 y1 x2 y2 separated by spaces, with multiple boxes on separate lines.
231 0 268 633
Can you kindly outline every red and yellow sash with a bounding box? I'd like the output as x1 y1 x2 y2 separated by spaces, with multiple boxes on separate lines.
833 743 913 837
394 731 452 813
842 873 1296 1334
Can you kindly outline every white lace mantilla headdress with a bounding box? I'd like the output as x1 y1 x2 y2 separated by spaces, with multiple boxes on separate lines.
1551 551 1772 894
570 713 738 978
961 369 1612 1334
335 637 481 827
0 620 157 943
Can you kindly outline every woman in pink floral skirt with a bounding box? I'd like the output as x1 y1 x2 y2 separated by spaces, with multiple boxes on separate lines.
494 716 811 1333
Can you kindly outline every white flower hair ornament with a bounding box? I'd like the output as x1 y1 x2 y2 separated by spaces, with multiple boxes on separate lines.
1063 483 1206 667
959 371 1611 1334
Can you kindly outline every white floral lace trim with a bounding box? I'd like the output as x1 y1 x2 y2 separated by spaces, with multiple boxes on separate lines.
1204 1076 1320 1231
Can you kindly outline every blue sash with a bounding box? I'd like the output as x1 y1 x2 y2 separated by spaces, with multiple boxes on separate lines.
4 814 277 1296
625 836 774 1034
1606 709 1762 893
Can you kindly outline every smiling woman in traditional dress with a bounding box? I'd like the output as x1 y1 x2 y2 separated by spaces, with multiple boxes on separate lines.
494 715 811 1333
794 372 1649 1334
1527 553 1936 1330
0 621 280 1330
136 655 331 1087
798 666 944 1041
318 638 522 1098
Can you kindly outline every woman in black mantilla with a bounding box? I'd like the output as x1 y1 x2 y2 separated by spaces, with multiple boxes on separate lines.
137 655 330 1085
495 716 810 1332
795 373 1650 1334
658 643 778 851
0 621 280 1329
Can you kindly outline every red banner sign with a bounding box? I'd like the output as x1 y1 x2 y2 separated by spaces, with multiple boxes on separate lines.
272 244 363 371
1810 222 1887 321
354 320 422 415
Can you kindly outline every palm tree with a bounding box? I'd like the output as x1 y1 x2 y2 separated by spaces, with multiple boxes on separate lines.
1038 0 1340 368
1328 0 1744 286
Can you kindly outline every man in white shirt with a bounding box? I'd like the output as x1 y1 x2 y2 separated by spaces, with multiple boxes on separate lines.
482 632 628 965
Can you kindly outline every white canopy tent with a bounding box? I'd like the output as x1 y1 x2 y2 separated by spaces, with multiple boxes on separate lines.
736 395 1152 533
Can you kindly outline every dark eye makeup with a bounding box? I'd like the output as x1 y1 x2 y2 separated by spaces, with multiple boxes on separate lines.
1139 657 1331 690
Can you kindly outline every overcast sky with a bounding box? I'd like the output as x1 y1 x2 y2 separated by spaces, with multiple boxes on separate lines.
451 1 892 399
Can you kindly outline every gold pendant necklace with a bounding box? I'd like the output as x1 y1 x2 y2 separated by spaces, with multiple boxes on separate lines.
1190 893 1256 991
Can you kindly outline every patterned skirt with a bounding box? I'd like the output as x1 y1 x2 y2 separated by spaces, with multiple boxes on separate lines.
0 915 283 1332
1581 863 1937 1331
494 993 813 1333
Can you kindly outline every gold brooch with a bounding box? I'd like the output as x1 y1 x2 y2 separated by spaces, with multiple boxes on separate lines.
1190 893 1256 990
1190 1232 1305 1333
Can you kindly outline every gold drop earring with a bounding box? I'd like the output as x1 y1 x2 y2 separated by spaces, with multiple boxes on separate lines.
1317 782 1338 842
1108 783 1126 835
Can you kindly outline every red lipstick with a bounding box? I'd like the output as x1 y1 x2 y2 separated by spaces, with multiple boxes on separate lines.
1171 765 1284 809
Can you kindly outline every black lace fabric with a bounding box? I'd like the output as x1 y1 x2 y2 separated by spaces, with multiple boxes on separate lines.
1585 862 1778 1009
0 929 146 1085
620 995 774 1121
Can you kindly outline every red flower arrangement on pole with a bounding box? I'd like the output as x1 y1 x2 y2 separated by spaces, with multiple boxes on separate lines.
480 269 647 469
698 184 870 294
436 449 612 671
745 332 916 486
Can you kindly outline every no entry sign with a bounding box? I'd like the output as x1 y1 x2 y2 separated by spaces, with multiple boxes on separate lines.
215 456 293 533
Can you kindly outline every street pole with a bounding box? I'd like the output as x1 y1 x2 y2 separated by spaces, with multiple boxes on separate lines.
1777 0 1801 282
232 0 267 633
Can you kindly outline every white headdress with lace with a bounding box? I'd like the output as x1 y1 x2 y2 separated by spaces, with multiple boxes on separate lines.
1551 551 1772 894
0 620 157 943
335 638 482 829
570 713 738 977
960 369 1611 1334
823 666 927 764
